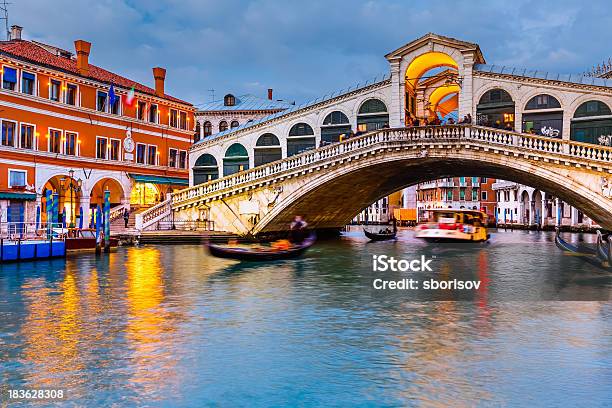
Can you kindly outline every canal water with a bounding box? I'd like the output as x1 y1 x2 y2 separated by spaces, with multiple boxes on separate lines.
0 229 610 407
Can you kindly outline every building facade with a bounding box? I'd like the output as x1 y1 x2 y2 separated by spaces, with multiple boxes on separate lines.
493 180 596 228
0 26 195 228
416 177 496 221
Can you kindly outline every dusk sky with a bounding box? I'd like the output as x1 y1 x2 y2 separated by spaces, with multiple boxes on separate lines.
11 0 612 106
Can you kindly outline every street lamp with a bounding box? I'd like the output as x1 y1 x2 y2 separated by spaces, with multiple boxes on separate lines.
60 169 82 228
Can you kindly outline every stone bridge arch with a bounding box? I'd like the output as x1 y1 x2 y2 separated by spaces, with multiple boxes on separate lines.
252 147 612 234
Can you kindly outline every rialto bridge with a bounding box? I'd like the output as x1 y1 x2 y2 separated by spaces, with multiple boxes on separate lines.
136 33 612 235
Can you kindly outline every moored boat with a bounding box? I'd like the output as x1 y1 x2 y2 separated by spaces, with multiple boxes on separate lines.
207 233 316 261
415 209 489 242
556 228 610 269
54 228 119 252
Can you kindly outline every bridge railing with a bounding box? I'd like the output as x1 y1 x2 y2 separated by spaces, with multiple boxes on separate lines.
173 125 612 207
135 199 173 231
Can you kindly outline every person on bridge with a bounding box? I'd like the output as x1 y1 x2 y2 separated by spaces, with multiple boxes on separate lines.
290 216 308 244
123 208 130 228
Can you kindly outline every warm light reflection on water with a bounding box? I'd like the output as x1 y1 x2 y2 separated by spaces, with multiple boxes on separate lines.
0 229 610 406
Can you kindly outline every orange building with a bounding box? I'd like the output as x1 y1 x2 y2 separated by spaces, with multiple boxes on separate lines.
0 26 195 227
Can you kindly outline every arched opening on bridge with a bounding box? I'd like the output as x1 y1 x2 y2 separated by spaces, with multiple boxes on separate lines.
287 123 316 156
357 99 389 132
193 153 219 185
428 85 460 123
321 111 351 143
254 133 282 166
404 52 459 124
570 100 612 145
230 120 240 129
522 94 563 136
219 120 228 132
476 89 515 130
41 174 83 226
223 143 249 176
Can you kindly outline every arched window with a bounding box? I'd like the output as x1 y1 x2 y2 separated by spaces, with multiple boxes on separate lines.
288 123 315 157
194 122 201 142
476 88 515 130
256 133 280 146
358 99 387 114
219 121 228 132
522 94 563 136
524 94 561 110
573 100 611 118
203 121 212 136
571 100 612 145
230 120 240 128
255 133 281 166
357 99 389 132
224 94 236 107
193 153 219 185
289 123 314 136
321 111 351 144
323 111 349 125
223 143 249 176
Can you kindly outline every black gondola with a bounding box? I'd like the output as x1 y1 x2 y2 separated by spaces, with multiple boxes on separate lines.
555 228 610 269
364 219 397 241
207 233 316 261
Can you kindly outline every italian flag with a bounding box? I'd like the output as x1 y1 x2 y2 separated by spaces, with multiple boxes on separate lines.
124 86 135 107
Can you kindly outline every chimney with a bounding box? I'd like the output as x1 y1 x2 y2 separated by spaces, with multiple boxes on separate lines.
10 25 22 41
153 67 166 97
267 88 273 100
74 40 91 76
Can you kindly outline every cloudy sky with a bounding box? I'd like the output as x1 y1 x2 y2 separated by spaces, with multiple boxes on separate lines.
11 0 611 106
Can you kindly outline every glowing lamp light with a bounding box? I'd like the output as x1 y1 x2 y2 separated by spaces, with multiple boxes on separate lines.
77 139 82 144
45 133 49 138
35 132 40 137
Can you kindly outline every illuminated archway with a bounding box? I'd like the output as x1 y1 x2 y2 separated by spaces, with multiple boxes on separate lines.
405 52 458 90
404 52 459 122
428 84 460 120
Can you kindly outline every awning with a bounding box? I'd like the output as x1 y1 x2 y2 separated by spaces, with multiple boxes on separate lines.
0 191 37 200
128 174 188 186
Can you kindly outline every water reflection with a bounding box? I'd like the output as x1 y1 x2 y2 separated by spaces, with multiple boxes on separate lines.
0 230 610 406
125 247 178 399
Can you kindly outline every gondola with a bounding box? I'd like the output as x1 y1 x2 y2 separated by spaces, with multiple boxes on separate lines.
364 220 397 241
207 233 316 261
555 228 610 269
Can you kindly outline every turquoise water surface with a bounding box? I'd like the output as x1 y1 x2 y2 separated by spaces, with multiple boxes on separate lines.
0 229 610 407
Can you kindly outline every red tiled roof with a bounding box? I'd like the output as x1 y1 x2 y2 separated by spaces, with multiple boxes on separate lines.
0 40 191 106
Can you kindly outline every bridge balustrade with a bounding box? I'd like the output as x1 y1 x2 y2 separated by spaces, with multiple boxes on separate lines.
168 124 612 209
